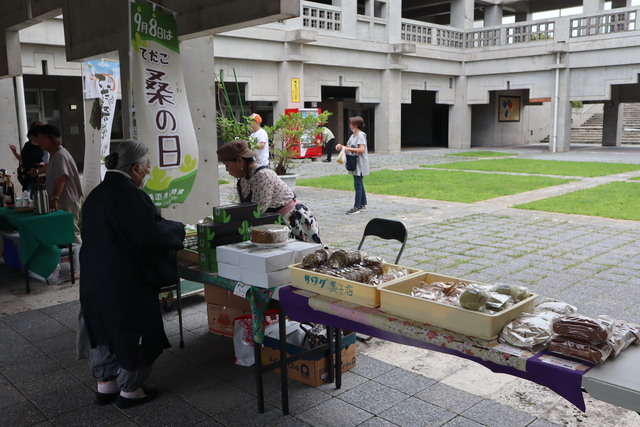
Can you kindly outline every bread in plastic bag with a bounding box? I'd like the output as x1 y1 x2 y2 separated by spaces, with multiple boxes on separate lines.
533 298 578 316
605 317 640 358
552 314 615 343
548 336 612 365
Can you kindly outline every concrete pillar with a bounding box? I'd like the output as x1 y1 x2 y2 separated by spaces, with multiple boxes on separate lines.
334 0 357 39
603 87 624 147
448 76 472 149
583 0 606 14
550 55 572 152
0 77 20 177
375 67 402 154
484 5 503 27
387 0 402 43
274 44 305 119
164 36 220 222
14 75 27 146
451 0 474 29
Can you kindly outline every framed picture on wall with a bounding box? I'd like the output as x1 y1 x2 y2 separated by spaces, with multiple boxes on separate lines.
498 96 521 122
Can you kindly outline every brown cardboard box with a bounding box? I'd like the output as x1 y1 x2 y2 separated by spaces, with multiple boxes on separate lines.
204 285 250 311
261 331 357 387
207 303 248 337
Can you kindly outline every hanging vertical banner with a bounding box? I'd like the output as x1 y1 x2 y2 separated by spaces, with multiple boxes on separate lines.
129 0 198 208
81 60 120 195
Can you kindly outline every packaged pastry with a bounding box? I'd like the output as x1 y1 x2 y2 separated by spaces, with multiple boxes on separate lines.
606 318 640 358
500 311 559 348
548 337 612 365
491 284 528 303
250 224 290 244
533 299 578 316
552 314 615 343
328 249 363 269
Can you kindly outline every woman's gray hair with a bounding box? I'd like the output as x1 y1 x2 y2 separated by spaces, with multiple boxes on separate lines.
104 140 150 172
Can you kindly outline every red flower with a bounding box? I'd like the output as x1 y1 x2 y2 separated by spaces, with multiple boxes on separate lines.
427 331 437 340
445 335 455 343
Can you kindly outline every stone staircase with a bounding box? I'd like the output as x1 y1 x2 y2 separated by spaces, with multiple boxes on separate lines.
541 103 640 144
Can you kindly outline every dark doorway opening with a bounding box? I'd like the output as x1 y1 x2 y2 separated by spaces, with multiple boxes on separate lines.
318 85 376 153
401 90 448 147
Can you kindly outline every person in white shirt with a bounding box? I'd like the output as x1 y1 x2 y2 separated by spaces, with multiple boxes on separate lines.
249 113 269 166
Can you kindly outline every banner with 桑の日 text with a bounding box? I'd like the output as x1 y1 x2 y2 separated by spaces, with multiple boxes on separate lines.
129 0 198 208
82 60 120 195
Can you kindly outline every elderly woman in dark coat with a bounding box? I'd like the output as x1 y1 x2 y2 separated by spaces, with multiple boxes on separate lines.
80 140 184 409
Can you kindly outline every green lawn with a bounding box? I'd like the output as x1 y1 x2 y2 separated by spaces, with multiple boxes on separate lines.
297 169 574 203
424 159 640 177
515 182 640 221
446 151 517 158
630 176 640 181
219 179 230 185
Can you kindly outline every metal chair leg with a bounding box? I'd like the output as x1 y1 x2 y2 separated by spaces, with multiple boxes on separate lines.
176 282 184 349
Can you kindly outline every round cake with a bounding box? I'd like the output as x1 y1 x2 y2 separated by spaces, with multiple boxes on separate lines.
250 224 290 244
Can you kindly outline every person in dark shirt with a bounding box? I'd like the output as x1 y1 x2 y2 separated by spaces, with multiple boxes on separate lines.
9 122 49 192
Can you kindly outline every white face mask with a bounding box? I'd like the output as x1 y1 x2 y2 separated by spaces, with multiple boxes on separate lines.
133 168 150 189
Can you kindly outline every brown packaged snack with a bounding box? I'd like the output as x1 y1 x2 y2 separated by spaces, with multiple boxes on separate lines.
548 337 612 365
552 315 614 343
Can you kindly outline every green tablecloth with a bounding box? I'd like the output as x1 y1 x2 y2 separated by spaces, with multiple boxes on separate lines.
0 208 75 278
177 263 276 344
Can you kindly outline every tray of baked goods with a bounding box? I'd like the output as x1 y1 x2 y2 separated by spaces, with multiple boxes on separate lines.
379 272 536 340
289 247 423 308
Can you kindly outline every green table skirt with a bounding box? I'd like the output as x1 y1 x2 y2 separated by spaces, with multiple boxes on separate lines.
0 208 75 278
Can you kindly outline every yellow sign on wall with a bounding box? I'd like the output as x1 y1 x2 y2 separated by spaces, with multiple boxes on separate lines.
291 78 300 103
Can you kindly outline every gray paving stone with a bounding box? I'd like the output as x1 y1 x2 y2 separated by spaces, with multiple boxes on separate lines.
132 398 209 426
0 384 27 409
14 368 82 400
379 397 456 426
3 401 48 427
30 384 94 419
1 353 61 383
349 354 395 379
264 381 332 415
215 400 291 427
357 417 399 426
183 381 254 416
50 402 128 426
526 419 563 427
338 381 408 415
442 416 485 427
372 368 437 396
461 399 536 427
415 383 483 413
316 371 369 396
297 398 373 427
155 367 222 397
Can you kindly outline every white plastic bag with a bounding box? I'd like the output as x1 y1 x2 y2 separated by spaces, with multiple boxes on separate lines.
233 315 255 366
336 148 346 165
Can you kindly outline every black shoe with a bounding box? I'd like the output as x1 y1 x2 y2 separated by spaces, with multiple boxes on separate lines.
116 388 159 409
95 391 119 406
323 159 331 162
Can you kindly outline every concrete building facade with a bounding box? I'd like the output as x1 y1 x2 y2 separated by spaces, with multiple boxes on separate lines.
1 0 640 218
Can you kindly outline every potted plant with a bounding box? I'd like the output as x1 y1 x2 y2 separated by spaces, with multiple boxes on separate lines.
265 110 331 190
215 70 260 151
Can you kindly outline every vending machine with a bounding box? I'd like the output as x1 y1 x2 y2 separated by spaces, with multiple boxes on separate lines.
284 107 323 159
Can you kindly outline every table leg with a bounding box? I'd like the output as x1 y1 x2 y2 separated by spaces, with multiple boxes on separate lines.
68 244 75 285
24 265 30 293
336 329 342 389
254 340 265 414
279 305 289 415
327 326 334 383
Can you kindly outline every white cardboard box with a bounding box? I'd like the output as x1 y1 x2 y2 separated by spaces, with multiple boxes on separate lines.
217 262 242 282
238 247 296 273
216 241 255 266
241 268 292 288
285 241 323 263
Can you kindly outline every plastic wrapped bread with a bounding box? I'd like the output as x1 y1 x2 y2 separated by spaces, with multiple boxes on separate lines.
548 337 612 365
500 311 560 348
552 314 615 343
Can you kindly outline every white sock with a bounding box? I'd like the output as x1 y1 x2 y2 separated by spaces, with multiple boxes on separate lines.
97 379 119 394
120 388 146 399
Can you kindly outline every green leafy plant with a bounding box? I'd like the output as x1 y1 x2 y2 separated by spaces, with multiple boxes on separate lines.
264 110 332 176
215 70 260 151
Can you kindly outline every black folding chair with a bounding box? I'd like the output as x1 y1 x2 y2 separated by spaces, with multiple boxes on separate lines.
357 218 408 343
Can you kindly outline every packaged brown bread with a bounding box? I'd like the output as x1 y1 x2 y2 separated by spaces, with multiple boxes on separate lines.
552 314 615 343
548 337 612 365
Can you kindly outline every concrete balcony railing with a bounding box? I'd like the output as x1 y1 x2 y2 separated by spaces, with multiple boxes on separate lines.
301 1 342 32
570 8 637 38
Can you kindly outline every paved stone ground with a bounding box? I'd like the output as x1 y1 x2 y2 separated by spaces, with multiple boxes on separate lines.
2 144 640 426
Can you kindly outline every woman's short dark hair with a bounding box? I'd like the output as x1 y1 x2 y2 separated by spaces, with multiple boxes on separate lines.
349 116 365 130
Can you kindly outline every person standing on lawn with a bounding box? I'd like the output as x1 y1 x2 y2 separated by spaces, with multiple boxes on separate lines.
249 113 269 166
336 116 369 215
321 125 336 162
